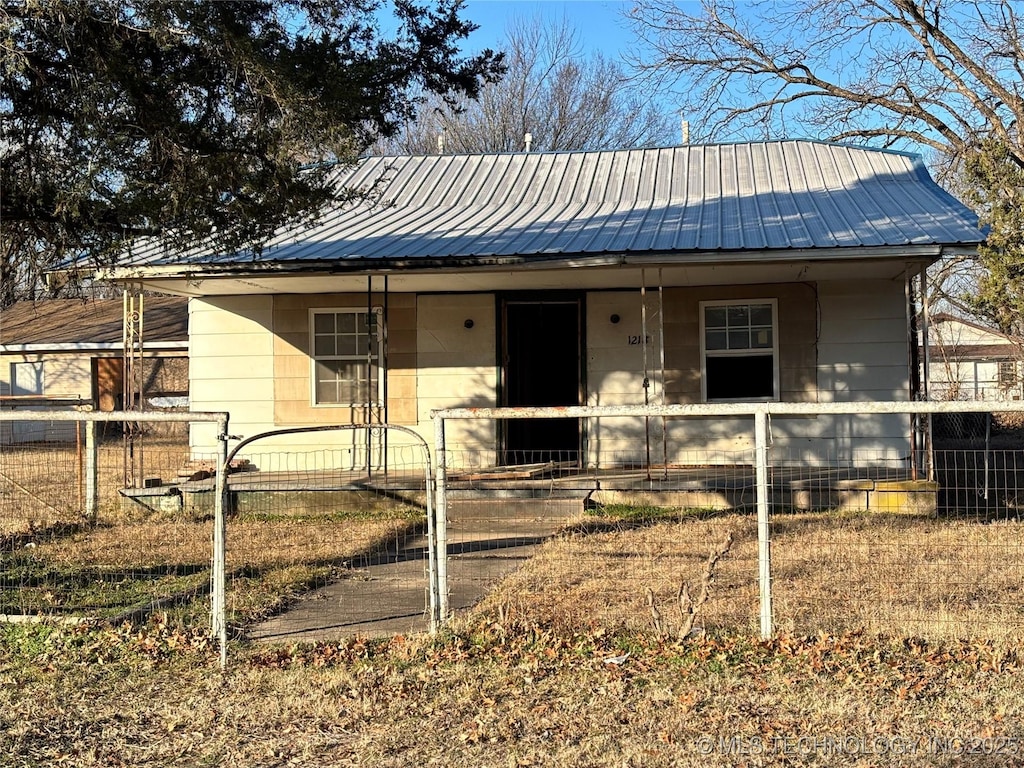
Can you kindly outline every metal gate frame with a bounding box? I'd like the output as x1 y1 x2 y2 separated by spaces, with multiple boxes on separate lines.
217 423 437 657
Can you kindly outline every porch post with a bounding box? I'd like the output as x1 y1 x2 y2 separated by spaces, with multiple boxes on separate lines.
920 263 934 481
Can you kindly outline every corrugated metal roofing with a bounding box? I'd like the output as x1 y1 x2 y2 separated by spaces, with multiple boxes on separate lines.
124 141 983 267
0 298 188 347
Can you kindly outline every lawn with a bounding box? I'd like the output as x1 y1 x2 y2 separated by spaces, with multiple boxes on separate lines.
485 507 1024 643
3 438 1024 766
1 615 1022 767
2 505 1023 766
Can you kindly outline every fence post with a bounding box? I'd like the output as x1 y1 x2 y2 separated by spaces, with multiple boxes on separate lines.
212 417 229 668
84 420 99 523
433 413 449 624
754 407 773 639
423 439 439 635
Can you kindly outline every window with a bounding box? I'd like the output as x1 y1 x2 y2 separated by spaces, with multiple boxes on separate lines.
700 300 778 401
10 361 44 396
998 360 1018 389
310 308 383 406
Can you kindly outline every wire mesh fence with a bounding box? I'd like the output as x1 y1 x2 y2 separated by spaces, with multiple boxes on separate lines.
5 403 1023 658
435 441 762 638
433 403 1024 645
0 411 223 629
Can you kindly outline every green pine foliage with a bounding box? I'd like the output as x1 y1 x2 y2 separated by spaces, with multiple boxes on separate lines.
0 0 502 306
962 139 1024 338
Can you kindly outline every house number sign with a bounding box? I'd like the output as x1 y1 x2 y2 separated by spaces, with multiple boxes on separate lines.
627 335 652 345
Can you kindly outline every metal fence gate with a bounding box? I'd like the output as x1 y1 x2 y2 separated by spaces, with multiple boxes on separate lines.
215 424 436 646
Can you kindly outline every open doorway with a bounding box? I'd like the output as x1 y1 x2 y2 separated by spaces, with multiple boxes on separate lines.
501 296 582 465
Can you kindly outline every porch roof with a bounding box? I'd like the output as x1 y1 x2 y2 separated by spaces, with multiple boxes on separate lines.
110 141 981 279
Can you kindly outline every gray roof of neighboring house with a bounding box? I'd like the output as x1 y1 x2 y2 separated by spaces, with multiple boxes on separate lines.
928 313 1021 359
0 297 188 349
121 140 983 268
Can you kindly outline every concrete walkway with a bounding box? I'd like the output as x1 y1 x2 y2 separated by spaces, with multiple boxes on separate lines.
245 497 580 643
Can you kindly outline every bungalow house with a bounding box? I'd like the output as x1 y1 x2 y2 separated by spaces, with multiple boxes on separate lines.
95 141 983 470
927 313 1022 402
0 297 189 442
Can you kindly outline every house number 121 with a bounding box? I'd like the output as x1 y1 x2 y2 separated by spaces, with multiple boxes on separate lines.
627 335 652 345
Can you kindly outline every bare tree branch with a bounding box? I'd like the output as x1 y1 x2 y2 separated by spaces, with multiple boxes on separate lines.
375 13 676 155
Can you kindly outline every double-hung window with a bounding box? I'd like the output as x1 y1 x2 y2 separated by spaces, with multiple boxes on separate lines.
700 300 778 401
310 308 383 406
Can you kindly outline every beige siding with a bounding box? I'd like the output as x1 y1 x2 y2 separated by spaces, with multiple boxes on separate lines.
808 279 912 463
417 294 497 463
188 296 276 449
585 292 666 466
580 281 912 465
585 284 818 464
817 280 909 402
182 278 915 468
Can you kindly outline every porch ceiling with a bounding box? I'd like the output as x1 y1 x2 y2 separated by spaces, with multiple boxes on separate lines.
119 255 926 297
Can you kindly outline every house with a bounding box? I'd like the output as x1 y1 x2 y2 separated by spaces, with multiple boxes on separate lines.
95 141 982 470
0 297 189 442
927 313 1022 401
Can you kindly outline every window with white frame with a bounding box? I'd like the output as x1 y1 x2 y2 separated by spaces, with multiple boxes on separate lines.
10 361 44 396
310 308 383 406
700 300 778 401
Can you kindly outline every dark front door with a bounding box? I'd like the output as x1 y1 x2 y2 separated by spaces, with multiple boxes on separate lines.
502 298 581 465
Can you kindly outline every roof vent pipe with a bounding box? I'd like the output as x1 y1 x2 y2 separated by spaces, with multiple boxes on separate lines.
524 132 532 152
437 131 445 154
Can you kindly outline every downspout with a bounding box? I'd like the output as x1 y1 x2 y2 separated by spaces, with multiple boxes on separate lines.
921 262 934 482
906 267 920 480
640 269 651 479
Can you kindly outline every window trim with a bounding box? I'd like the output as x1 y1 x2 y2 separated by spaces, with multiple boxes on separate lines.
699 298 780 403
308 307 384 408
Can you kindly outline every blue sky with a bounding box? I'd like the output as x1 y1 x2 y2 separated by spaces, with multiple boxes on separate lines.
461 0 643 57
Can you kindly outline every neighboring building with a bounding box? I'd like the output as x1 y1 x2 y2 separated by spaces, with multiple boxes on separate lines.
92 141 983 468
0 297 189 441
927 313 1023 401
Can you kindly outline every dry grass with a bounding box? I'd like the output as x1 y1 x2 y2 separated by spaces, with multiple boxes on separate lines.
1 619 1022 768
3 439 1024 765
471 510 1024 644
1 436 426 622
0 436 201 533
769 512 1024 640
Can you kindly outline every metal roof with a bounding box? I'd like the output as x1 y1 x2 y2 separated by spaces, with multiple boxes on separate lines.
0 297 188 348
124 141 982 268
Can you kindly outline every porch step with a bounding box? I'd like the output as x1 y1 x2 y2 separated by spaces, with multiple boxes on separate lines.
445 496 584 522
